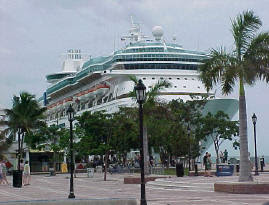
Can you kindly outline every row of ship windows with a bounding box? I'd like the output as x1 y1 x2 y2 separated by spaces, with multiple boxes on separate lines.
83 55 201 73
123 64 198 70
115 58 200 62
121 47 202 55
142 77 195 80
123 48 164 53
147 85 201 89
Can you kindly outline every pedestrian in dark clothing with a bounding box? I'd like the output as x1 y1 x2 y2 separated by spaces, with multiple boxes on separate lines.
260 156 265 172
224 149 228 163
203 152 208 172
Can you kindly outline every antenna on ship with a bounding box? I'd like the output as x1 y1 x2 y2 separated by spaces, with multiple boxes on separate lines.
172 35 177 42
131 16 134 27
121 16 148 43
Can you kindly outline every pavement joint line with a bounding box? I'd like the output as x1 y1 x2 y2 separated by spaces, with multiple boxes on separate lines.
0 189 33 200
147 186 214 192
0 198 138 204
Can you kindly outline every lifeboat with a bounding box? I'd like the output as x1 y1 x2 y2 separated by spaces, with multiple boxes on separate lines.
94 84 110 97
56 100 64 111
49 103 57 113
63 97 73 107
72 84 110 104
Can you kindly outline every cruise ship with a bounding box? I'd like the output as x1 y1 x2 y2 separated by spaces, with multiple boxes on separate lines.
40 21 238 139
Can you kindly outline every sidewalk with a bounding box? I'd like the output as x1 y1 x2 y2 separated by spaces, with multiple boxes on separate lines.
0 172 269 205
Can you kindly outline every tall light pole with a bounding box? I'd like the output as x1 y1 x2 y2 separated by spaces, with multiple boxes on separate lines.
135 79 147 205
187 124 191 172
67 105 75 198
252 113 259 176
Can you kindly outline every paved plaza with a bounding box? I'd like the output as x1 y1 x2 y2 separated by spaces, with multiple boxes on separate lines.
0 172 269 205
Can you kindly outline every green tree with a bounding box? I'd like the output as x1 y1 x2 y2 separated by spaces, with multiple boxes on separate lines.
168 98 208 168
4 92 46 169
110 107 139 163
75 111 114 181
200 111 239 164
75 111 110 156
199 10 269 181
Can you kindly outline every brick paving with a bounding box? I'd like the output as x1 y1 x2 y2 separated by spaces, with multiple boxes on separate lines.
0 172 269 204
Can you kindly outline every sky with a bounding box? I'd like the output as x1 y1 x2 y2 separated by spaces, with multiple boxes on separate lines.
0 0 268 156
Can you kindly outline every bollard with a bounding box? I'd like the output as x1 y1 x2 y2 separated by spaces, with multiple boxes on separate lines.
194 164 198 176
176 163 184 177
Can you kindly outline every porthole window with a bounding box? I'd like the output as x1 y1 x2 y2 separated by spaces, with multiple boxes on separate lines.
192 78 195 80
184 78 188 80
152 78 155 80
143 78 146 80
198 86 200 89
160 77 164 80
177 78 180 80
183 86 186 88
169 78 172 80
174 86 177 88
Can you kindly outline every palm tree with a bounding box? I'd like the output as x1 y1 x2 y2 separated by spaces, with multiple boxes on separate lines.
4 92 46 170
199 10 269 181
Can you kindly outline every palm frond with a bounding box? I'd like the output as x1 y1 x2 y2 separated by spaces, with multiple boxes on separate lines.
199 48 238 94
147 80 171 102
232 10 262 58
128 75 138 84
127 75 138 98
243 32 269 83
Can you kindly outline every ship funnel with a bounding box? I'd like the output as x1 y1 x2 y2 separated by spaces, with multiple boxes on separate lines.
62 49 83 72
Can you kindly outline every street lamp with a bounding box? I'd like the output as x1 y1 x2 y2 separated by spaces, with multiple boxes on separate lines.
67 104 75 198
252 113 259 176
134 79 147 205
187 124 191 172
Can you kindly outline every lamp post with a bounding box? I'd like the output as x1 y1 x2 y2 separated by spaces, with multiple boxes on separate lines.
67 105 75 198
187 124 191 172
252 113 259 176
135 79 147 205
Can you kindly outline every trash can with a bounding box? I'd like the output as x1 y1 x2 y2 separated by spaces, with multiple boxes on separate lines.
194 164 198 176
176 163 184 177
87 168 94 178
13 170 23 188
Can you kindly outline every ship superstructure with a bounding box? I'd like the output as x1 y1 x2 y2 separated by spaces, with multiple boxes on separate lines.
40 22 238 132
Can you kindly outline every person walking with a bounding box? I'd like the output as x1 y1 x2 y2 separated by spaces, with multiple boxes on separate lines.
0 159 3 184
1 159 9 185
219 151 224 163
23 161 31 186
19 159 24 171
205 153 213 177
203 152 208 176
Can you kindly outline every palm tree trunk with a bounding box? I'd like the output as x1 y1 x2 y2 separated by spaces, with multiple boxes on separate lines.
238 82 253 182
20 132 24 161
